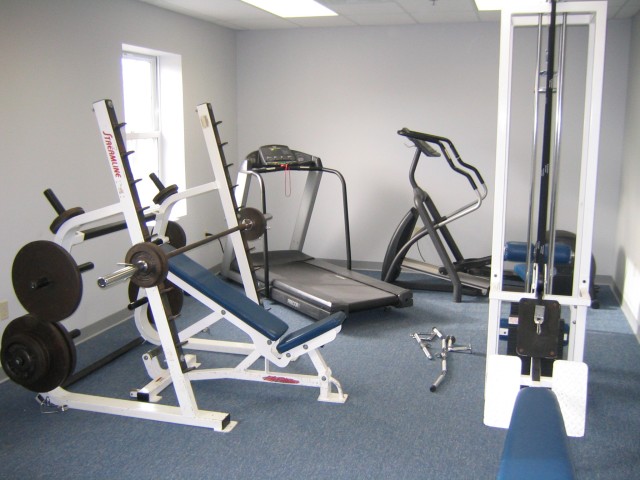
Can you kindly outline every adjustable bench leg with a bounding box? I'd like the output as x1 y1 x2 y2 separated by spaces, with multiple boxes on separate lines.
308 350 348 403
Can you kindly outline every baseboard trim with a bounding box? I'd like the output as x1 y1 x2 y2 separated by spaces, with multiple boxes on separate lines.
601 275 639 342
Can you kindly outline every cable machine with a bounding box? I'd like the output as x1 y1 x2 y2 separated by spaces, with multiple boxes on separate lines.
483 1 607 438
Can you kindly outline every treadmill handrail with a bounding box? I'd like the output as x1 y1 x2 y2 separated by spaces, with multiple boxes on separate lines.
321 167 352 270
237 164 353 272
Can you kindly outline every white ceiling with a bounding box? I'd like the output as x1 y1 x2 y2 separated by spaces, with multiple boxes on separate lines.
138 0 640 30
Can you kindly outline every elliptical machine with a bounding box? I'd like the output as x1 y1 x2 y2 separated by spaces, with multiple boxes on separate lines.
381 128 598 306
381 128 492 303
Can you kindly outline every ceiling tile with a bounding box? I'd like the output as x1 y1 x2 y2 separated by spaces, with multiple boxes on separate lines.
347 12 417 25
138 0 640 30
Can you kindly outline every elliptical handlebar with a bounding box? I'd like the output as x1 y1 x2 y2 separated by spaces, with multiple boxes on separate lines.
398 127 446 144
398 128 487 199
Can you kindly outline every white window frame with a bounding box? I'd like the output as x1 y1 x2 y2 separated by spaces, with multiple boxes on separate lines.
121 44 186 218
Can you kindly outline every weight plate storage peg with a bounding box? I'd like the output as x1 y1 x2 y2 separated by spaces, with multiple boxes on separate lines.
1 314 75 392
12 240 83 322
128 280 184 323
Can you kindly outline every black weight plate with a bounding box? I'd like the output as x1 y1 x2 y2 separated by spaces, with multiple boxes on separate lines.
238 207 267 241
52 322 77 379
125 242 168 288
154 282 184 320
129 280 184 324
1 316 49 387
166 221 187 249
152 184 179 205
12 241 82 322
1 315 71 392
50 207 85 234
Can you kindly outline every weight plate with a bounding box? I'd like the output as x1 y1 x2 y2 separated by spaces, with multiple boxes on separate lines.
52 322 77 379
12 241 82 322
129 280 184 321
238 207 267 241
152 184 179 205
125 242 168 288
1 315 72 392
165 221 187 249
49 207 85 234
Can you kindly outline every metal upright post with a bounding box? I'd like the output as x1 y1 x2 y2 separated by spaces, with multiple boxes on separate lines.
483 1 607 438
196 103 261 304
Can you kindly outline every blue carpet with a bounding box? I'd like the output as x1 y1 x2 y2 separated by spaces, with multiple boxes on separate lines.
0 281 638 479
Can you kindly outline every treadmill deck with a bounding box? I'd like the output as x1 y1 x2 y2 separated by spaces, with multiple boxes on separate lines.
247 251 413 319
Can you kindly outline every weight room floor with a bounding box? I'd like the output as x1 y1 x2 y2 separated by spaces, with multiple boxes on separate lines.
0 279 638 479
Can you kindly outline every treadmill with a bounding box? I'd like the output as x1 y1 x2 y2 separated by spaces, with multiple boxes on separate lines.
221 145 412 319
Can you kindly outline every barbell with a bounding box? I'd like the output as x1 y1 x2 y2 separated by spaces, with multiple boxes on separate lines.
98 207 267 289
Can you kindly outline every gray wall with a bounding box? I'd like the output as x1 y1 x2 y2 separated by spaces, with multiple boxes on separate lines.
236 20 631 281
237 24 501 265
0 0 237 335
616 12 640 335
0 0 636 339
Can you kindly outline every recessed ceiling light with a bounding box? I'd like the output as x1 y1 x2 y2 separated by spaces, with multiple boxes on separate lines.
241 0 338 18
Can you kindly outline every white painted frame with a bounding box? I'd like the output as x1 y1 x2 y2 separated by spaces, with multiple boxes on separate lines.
40 100 346 432
484 1 607 436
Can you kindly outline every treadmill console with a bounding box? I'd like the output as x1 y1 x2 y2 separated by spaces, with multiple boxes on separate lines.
246 145 322 171
259 145 297 165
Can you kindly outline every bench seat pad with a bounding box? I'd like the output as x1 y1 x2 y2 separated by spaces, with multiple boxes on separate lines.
276 312 345 353
498 387 575 480
167 250 288 341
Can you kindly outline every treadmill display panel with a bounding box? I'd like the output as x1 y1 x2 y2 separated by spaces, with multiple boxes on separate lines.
258 145 298 165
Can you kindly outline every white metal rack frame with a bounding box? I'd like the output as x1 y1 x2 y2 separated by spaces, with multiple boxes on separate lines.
484 1 607 437
39 100 347 431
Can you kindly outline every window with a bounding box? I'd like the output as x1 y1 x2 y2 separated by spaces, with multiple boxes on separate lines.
121 45 185 217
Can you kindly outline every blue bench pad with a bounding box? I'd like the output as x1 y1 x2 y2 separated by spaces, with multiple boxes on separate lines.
513 263 528 282
498 387 575 480
277 312 345 353
167 249 345 351
504 242 572 264
167 251 288 341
